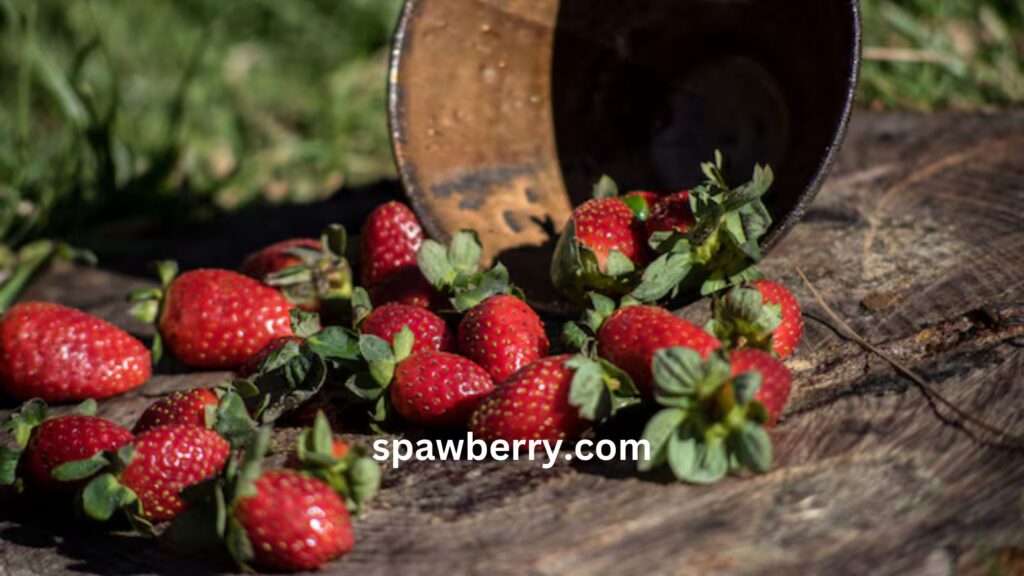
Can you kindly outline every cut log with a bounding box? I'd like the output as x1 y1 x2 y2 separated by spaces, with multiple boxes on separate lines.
2 110 1024 575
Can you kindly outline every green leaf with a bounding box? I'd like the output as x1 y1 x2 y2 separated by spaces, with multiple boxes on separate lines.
52 453 109 482
323 223 348 257
290 309 322 339
450 263 513 312
225 516 255 568
212 391 258 449
631 253 692 303
651 347 703 400
349 455 382 513
128 292 161 324
592 174 619 199
638 408 686 472
561 321 593 352
732 423 772 473
368 360 396 388
153 260 179 288
3 399 49 448
359 334 394 363
0 447 22 486
605 250 635 277
71 398 98 416
344 372 387 402
392 326 415 363
589 292 617 317
151 332 164 366
311 411 334 455
307 326 361 363
351 287 373 328
731 372 762 406
417 239 456 289
447 230 482 274
566 357 608 421
81 473 137 521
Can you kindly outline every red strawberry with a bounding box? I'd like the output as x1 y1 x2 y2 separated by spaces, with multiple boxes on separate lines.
730 348 792 426
597 305 721 398
469 354 588 442
457 295 549 383
572 197 647 269
705 280 804 359
0 302 151 402
234 470 353 572
240 238 322 280
237 335 304 378
360 201 425 287
134 267 295 369
645 190 695 238
121 425 230 521
360 303 453 354
133 388 220 434
390 350 494 427
368 266 445 309
23 414 132 493
749 280 803 358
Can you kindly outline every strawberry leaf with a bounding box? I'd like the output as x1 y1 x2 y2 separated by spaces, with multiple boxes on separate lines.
392 327 415 364
592 174 619 199
605 250 635 277
0 447 22 487
81 472 138 521
566 358 609 421
447 230 483 274
289 309 322 339
2 399 48 448
52 453 110 482
417 240 456 289
731 422 772 473
638 407 686 472
212 391 258 449
350 287 373 328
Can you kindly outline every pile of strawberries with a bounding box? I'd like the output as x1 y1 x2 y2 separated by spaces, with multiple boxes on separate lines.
0 152 804 572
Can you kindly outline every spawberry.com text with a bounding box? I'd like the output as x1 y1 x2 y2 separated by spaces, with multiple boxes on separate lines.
371 432 650 470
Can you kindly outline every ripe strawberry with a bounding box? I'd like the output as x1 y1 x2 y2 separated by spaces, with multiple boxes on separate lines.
234 470 354 572
597 305 721 398
240 238 321 280
705 280 804 358
128 425 229 522
730 348 792 426
133 388 220 434
237 335 304 378
551 177 650 302
390 350 494 427
457 295 549 383
470 355 588 442
360 201 425 287
749 280 803 357
1 400 132 493
0 302 151 402
132 265 295 369
638 347 785 484
572 197 647 269
645 190 695 238
360 303 453 354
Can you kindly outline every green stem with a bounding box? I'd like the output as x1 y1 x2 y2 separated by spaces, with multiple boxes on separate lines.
0 252 50 312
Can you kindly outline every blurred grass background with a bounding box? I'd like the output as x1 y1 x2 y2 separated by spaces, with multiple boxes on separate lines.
0 0 1021 274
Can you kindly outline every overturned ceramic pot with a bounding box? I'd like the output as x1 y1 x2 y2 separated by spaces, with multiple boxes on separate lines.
388 0 861 309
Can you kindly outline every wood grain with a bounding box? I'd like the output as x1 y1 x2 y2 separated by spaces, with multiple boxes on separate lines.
2 111 1024 575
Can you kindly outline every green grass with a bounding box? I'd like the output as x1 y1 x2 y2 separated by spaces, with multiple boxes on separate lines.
0 0 1021 267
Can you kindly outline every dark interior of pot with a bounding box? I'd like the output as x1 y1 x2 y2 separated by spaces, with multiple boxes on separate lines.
389 0 859 311
551 0 860 240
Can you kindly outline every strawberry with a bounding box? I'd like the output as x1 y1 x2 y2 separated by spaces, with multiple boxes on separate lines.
551 176 649 302
240 225 353 319
360 201 425 287
630 152 775 304
240 238 322 280
730 348 792 426
237 335 304 378
165 430 354 572
133 388 220 434
0 302 151 402
55 424 230 524
359 303 453 354
0 399 131 493
390 350 494 427
596 305 721 398
638 347 791 484
131 263 295 369
287 411 381 515
705 280 804 358
457 295 548 383
470 355 598 442
645 190 695 238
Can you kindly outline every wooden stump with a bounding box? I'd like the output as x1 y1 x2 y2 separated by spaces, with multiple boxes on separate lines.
2 110 1024 575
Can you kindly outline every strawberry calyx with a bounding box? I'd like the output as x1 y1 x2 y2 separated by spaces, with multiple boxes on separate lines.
631 151 774 304
290 411 381 515
338 326 416 426
127 260 180 365
551 176 645 304
704 285 783 355
638 347 772 484
416 230 521 313
0 398 96 489
564 355 641 422
264 224 354 322
51 442 153 534
561 292 641 356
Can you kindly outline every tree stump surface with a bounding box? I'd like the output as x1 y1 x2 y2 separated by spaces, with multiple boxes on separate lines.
2 110 1024 575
